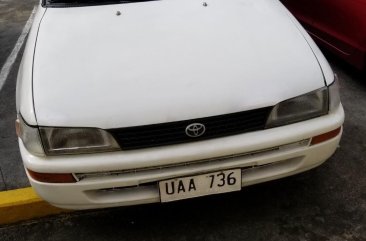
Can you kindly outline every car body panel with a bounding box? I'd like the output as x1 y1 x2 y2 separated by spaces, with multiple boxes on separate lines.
281 0 366 70
32 0 325 129
21 104 344 209
16 7 46 125
281 5 334 85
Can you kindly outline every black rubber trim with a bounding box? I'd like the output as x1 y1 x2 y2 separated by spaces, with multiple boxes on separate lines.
42 0 159 8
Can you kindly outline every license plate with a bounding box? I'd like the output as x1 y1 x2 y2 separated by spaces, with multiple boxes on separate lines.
159 169 242 202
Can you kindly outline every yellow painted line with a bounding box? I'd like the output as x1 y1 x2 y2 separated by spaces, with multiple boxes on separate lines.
0 187 69 225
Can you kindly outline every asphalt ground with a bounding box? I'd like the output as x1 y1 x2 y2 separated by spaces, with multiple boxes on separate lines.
0 0 37 191
0 1 366 240
0 0 37 68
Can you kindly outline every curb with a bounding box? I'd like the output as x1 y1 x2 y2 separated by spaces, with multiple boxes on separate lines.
0 187 69 225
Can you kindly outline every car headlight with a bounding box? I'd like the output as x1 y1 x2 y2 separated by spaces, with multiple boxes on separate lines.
16 116 44 156
266 76 340 128
328 74 341 112
39 127 120 155
16 116 120 156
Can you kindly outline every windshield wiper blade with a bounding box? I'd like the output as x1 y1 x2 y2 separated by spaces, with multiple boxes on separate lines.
43 0 159 8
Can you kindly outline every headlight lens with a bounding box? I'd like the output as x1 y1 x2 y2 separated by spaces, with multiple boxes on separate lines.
329 74 341 112
39 127 120 155
16 116 44 156
266 87 329 128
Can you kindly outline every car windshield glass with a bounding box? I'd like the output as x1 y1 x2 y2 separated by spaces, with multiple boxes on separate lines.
43 0 157 7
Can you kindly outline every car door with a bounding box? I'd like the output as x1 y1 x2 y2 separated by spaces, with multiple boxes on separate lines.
310 0 366 68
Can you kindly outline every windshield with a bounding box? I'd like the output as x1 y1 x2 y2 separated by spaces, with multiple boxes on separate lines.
43 0 157 7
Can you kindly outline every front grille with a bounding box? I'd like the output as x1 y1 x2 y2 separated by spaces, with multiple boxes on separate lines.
108 107 272 150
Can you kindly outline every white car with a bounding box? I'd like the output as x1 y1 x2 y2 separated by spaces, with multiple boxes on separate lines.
16 0 344 210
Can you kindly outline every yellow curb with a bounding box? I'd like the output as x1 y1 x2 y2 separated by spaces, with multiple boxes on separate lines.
0 187 69 225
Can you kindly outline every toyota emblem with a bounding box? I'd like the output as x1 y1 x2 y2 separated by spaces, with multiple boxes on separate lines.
185 123 206 138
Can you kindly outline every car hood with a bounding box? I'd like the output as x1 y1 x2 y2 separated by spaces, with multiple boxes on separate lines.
33 0 325 129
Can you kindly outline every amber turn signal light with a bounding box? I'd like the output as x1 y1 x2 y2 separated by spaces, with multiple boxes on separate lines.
27 169 76 183
310 127 342 146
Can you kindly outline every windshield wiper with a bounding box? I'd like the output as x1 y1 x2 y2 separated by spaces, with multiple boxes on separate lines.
43 0 159 8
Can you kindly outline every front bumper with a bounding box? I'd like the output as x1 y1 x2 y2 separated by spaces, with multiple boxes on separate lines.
21 105 344 210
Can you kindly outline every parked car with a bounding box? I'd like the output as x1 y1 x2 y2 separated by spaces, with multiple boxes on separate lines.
281 0 366 70
16 0 344 210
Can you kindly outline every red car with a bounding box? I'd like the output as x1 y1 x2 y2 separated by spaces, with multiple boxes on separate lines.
281 0 366 70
